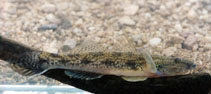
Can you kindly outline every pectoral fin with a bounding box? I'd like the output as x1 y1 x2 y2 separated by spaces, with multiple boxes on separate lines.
138 48 157 73
64 70 103 80
121 76 147 82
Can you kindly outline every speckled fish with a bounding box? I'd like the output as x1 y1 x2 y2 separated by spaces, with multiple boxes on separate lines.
0 35 196 82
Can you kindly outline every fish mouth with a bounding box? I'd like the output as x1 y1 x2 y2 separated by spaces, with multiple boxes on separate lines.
185 69 195 74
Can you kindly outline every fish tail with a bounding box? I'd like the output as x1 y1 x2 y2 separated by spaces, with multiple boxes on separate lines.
0 36 35 62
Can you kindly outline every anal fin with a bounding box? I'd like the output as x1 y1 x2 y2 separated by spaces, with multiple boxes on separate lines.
64 70 103 80
121 76 147 82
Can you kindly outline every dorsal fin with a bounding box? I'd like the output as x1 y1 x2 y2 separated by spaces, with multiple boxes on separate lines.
69 36 107 54
110 33 139 54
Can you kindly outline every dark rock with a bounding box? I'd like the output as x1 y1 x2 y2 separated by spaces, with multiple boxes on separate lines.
59 16 72 29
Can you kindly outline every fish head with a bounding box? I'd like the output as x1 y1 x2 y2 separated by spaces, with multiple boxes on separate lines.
154 57 196 77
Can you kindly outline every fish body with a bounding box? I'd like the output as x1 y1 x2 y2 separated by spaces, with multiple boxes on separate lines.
39 52 149 77
9 51 196 81
1 35 196 82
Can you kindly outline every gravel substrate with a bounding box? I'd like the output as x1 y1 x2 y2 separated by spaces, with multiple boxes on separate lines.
0 0 211 85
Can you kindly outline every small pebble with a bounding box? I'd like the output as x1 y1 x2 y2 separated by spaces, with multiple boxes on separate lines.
162 47 177 56
204 36 211 42
46 14 61 25
180 32 194 38
57 2 69 10
59 16 72 29
63 39 77 49
75 19 83 26
174 23 183 32
43 40 58 53
61 39 77 52
132 34 142 42
192 44 198 51
119 16 136 26
44 47 58 54
124 4 139 15
149 37 161 46
166 35 184 47
187 9 197 19
38 24 57 31
144 13 151 18
182 34 197 50
73 28 84 36
41 3 57 13
204 44 211 50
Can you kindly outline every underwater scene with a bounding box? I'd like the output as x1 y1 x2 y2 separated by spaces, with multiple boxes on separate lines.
0 0 211 94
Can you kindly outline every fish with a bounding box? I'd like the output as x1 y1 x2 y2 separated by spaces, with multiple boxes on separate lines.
5 35 196 82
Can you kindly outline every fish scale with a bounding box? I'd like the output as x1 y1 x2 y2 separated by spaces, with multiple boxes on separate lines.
39 52 146 73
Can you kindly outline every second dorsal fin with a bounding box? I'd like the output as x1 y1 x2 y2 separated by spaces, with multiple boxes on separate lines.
111 33 139 54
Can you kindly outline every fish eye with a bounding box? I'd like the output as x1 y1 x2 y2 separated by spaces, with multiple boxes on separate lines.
174 58 182 63
192 64 196 68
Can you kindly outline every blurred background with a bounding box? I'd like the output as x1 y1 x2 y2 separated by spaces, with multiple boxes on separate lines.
0 0 211 93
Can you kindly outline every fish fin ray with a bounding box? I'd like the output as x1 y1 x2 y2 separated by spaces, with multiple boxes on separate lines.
64 70 103 80
121 76 147 82
110 33 139 54
69 36 107 54
138 48 157 73
112 34 157 73
9 64 44 76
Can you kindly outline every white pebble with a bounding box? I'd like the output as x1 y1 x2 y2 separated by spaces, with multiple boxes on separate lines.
187 9 197 19
46 14 61 25
41 3 57 13
44 47 58 54
124 4 139 15
73 28 84 36
144 13 151 18
75 19 83 25
63 39 77 49
132 34 142 42
162 47 177 56
174 23 183 32
204 44 211 50
119 16 136 26
149 37 161 46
